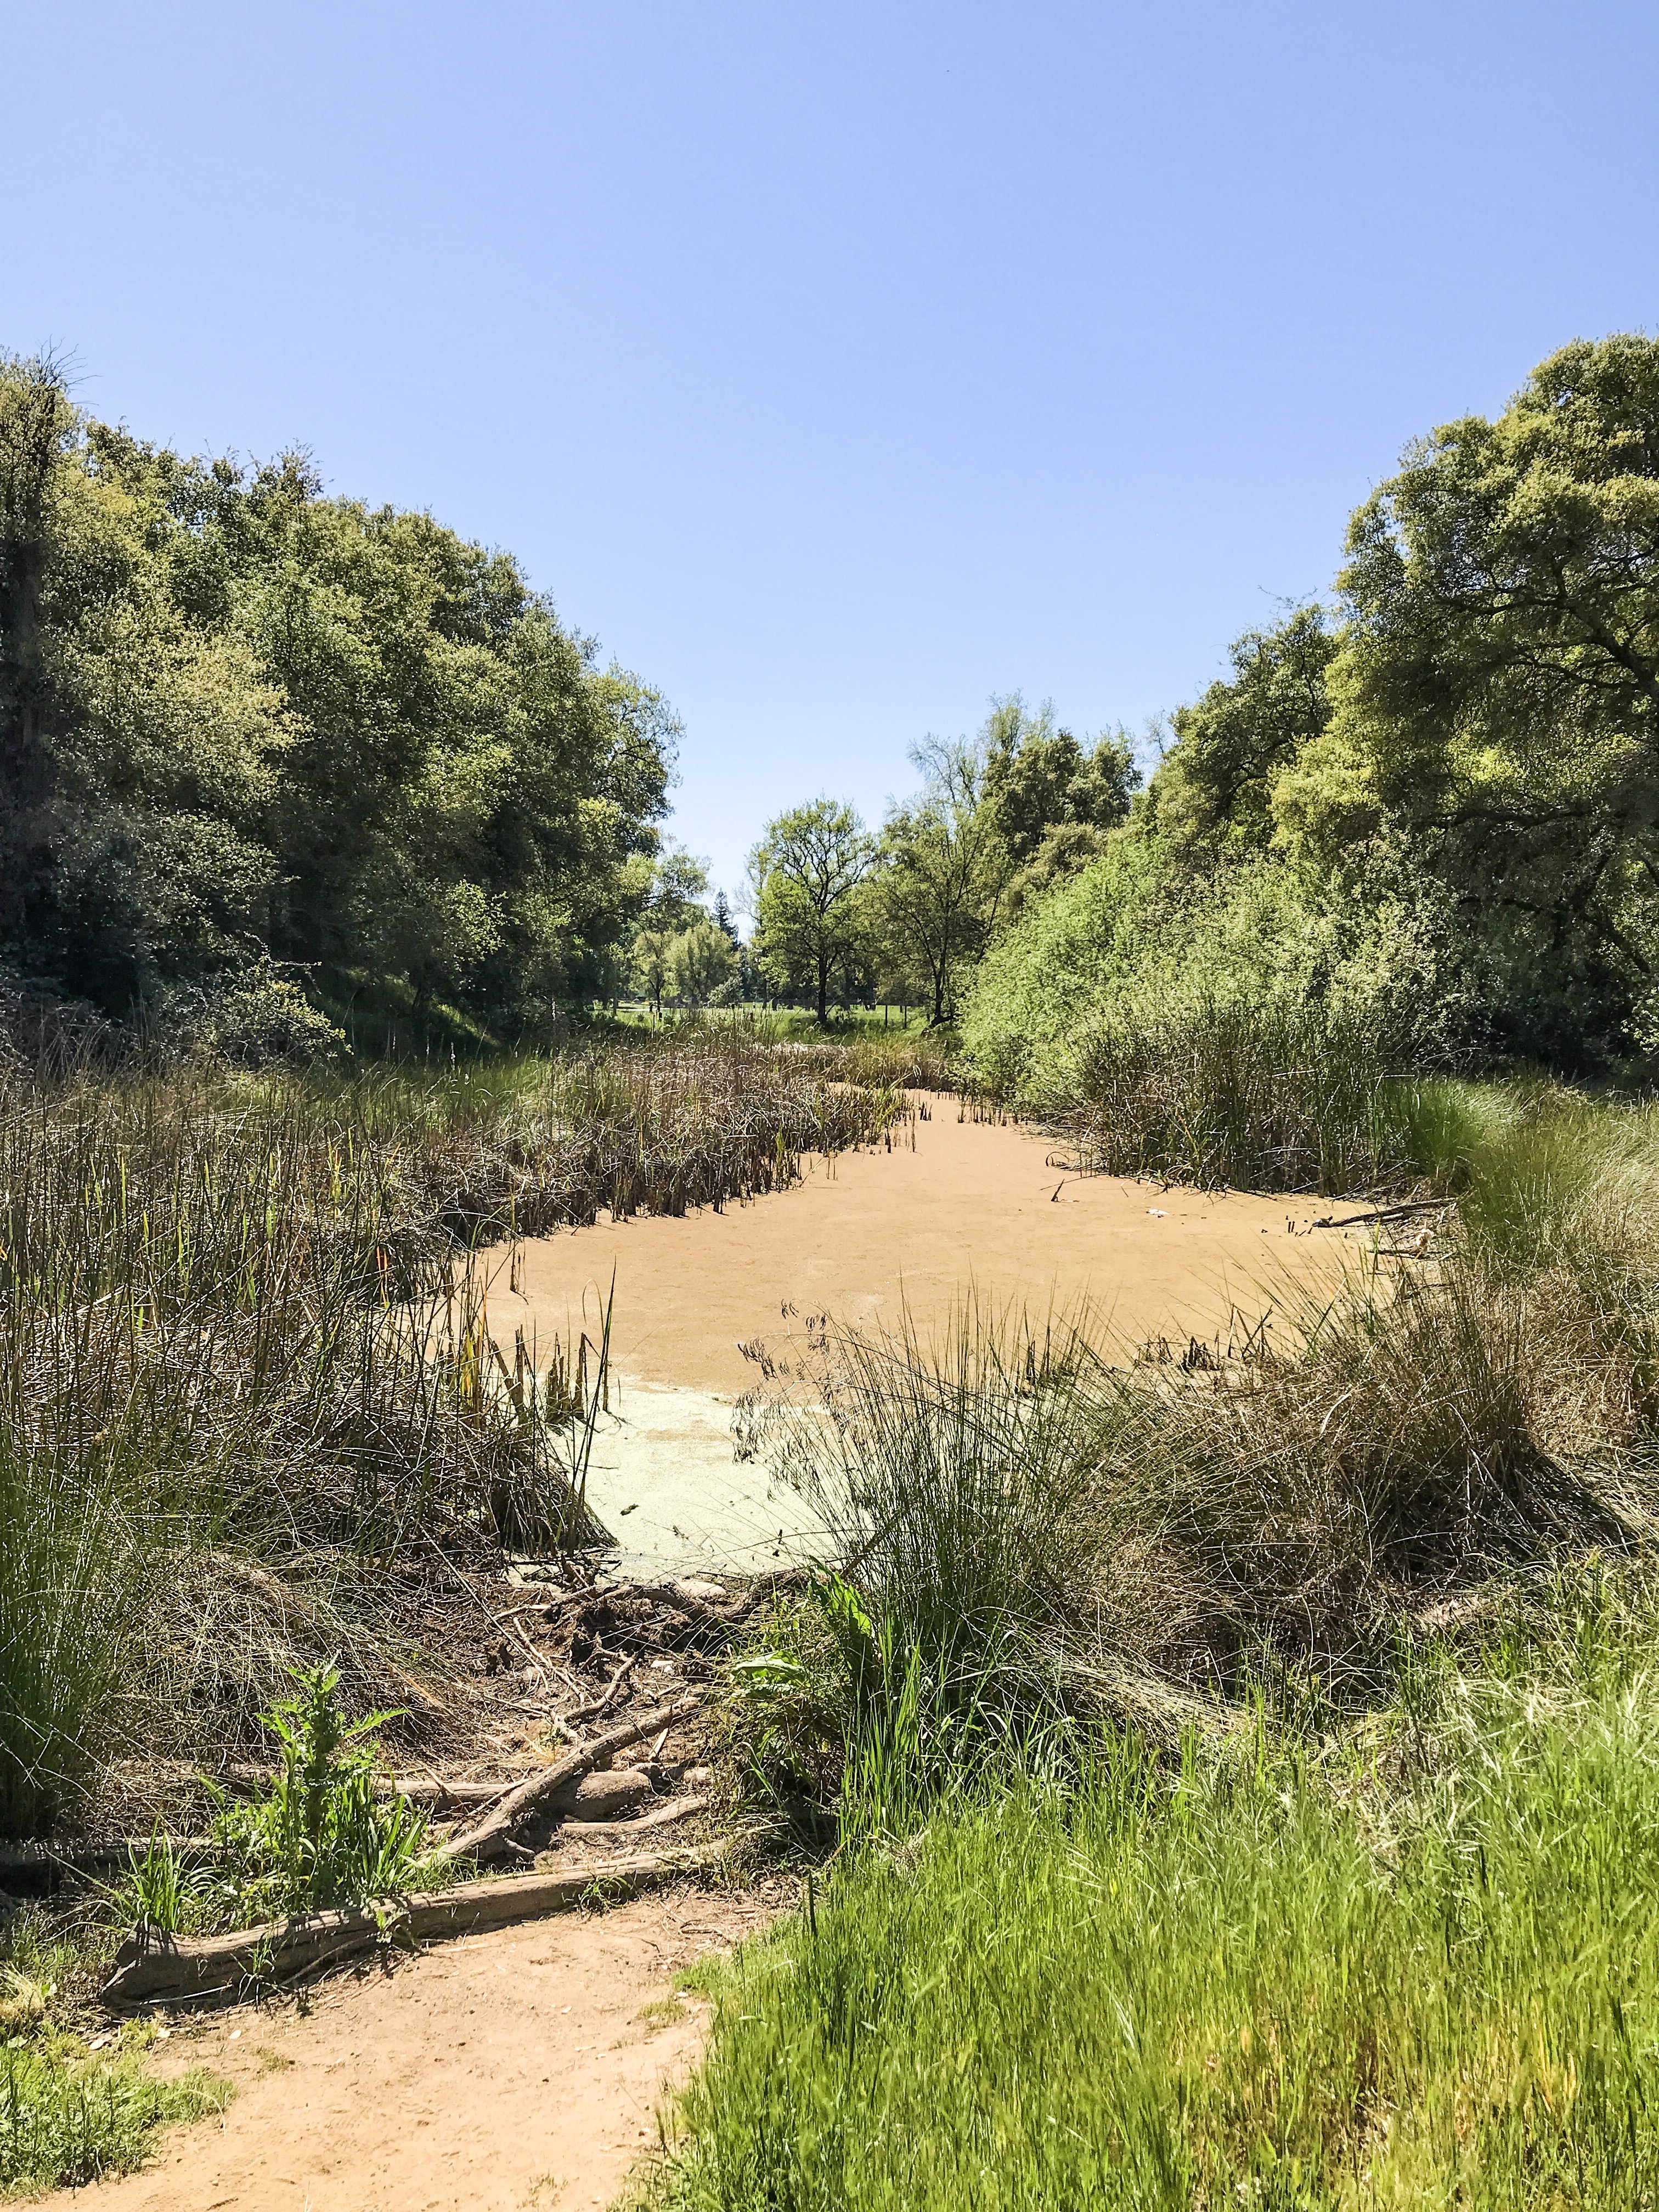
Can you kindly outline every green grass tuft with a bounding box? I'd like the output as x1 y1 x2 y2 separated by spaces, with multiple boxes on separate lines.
657 1583 1659 2210
0 2039 229 2196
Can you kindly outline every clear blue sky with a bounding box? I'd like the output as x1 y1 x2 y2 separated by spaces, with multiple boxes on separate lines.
10 1 1657 910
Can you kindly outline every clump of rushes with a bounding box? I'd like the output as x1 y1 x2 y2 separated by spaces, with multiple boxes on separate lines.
1057 995 1421 1193
0 1033 904 1836
749 1085 1659 1779
755 1301 1104 1773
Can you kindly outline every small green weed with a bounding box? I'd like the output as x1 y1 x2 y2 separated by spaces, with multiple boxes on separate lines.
104 1825 218 1939
209 1661 436 1921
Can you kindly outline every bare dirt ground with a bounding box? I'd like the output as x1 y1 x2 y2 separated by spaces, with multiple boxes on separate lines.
54 1880 786 2212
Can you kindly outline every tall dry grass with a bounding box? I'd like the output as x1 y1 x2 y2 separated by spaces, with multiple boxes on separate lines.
0 1031 902 1835
749 1086 1659 1758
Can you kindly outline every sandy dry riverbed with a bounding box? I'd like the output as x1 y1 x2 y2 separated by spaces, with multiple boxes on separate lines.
484 1103 1350 1572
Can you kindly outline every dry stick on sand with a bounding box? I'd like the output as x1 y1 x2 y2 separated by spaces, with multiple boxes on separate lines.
1310 1200 1453 1230
552 1793 711 1842
562 1658 636 1727
101 1841 739 2007
445 1694 704 1866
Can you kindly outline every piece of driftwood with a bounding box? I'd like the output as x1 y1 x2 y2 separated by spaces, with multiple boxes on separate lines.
0 1837 194 1877
1310 1200 1451 1230
560 1768 653 1819
444 1693 702 1866
391 1776 518 1812
592 1568 809 1629
392 1766 649 1819
101 1840 737 2007
561 1658 635 1727
549 1793 710 1841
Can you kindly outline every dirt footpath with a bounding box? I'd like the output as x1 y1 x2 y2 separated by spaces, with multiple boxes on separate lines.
64 1884 777 2212
500 1100 1347 1395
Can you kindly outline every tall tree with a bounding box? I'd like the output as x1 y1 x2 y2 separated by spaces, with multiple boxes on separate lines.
1148 607 1335 855
979 693 1138 919
870 737 1007 1023
1276 334 1659 1053
0 360 678 1037
645 844 712 930
749 798 873 1022
981 695 1137 862
670 917 736 1007
0 357 76 953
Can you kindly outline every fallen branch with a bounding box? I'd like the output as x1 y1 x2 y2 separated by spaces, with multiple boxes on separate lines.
549 1793 711 1841
603 1578 726 1628
391 1776 518 1812
0 1836 211 1878
444 1694 703 1866
1311 1200 1452 1230
504 1612 558 1691
510 1567 809 1634
603 1569 810 1629
561 1658 635 1727
101 1840 737 2007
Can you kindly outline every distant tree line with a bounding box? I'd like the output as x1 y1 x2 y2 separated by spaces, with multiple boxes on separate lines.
10 335 1656 1069
743 701 1137 1024
0 356 677 1053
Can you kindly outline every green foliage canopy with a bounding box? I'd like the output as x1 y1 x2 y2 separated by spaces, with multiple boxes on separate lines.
0 356 676 1039
981 693 1138 916
1280 335 1659 1054
870 736 1008 1023
1148 605 1335 857
750 798 874 1021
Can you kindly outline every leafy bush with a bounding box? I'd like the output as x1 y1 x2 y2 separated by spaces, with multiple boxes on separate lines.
195 972 348 1069
961 838 1465 1190
108 1663 435 1933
